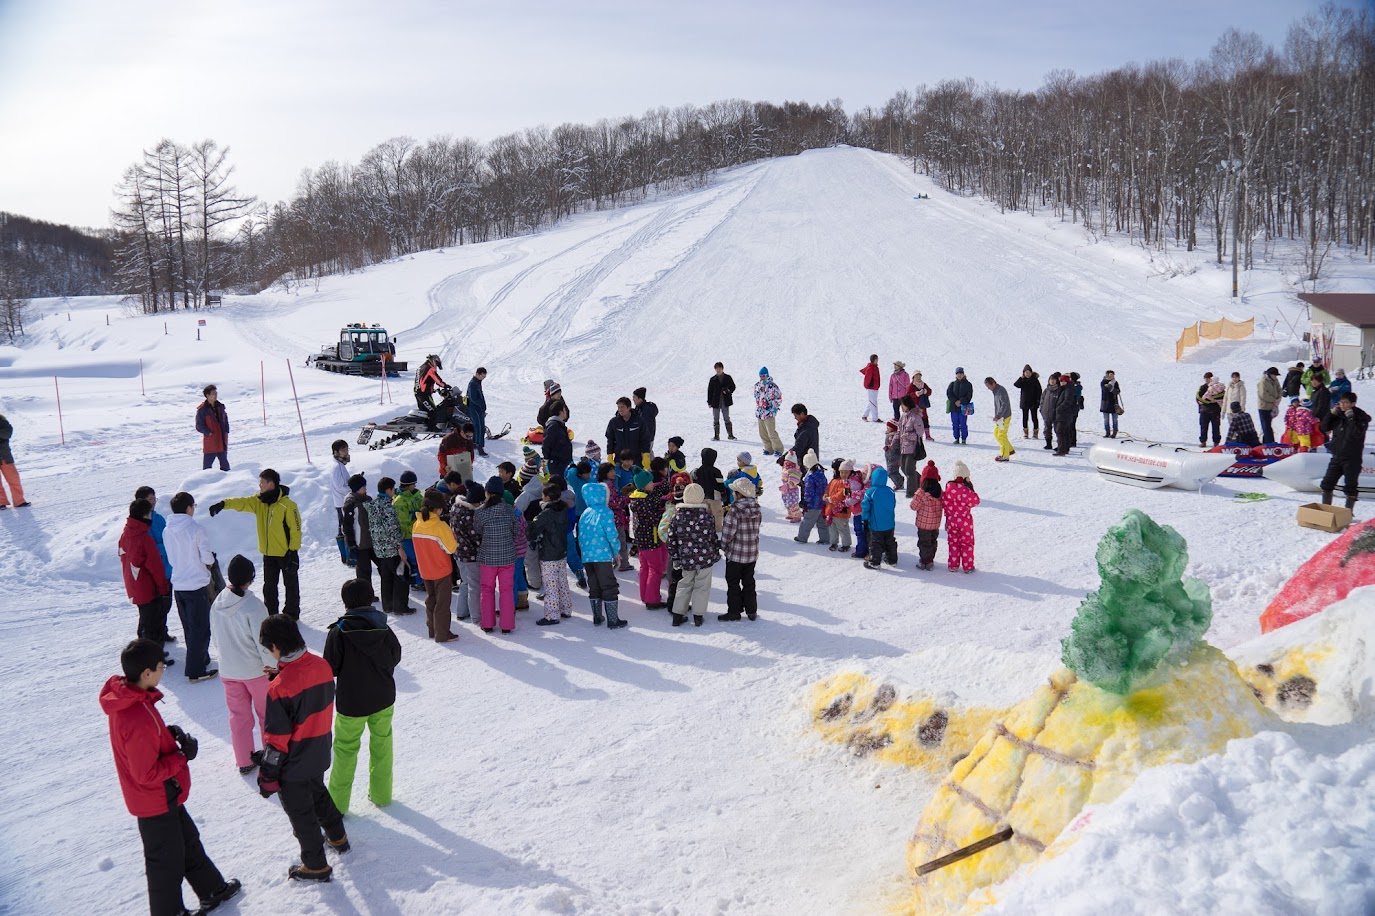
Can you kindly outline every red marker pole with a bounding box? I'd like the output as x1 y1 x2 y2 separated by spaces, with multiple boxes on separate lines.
260 360 267 425
286 359 311 464
139 358 146 397
53 376 66 446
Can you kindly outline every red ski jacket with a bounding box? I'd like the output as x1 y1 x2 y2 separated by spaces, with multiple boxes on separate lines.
195 400 229 454
264 650 336 782
100 676 191 817
860 363 881 391
119 516 169 606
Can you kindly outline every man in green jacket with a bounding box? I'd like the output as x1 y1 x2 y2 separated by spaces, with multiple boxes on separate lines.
209 469 302 619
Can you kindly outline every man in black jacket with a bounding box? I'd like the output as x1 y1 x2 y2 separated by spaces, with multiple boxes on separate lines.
707 362 736 441
633 387 658 466
1320 392 1371 510
605 398 648 459
788 403 820 464
323 579 402 815
542 404 573 480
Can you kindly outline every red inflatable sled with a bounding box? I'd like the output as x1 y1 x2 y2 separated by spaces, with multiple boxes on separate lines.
1260 518 1375 633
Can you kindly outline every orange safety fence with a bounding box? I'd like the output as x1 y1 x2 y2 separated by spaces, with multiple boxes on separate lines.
1176 317 1252 360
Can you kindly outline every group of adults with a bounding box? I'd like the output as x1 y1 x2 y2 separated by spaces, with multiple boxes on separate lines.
1195 358 1348 449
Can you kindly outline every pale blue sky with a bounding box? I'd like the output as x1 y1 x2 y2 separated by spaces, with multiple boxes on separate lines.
0 0 1348 227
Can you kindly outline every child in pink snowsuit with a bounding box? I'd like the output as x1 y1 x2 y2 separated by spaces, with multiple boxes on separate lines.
780 450 802 522
943 461 980 572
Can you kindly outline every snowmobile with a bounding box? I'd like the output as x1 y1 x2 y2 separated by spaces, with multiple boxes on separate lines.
357 384 510 450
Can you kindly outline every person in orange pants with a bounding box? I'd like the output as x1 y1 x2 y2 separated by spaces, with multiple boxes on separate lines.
0 413 30 508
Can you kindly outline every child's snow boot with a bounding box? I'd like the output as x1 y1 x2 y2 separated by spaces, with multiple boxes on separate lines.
516 591 529 610
327 833 351 853
591 599 604 626
605 600 628 629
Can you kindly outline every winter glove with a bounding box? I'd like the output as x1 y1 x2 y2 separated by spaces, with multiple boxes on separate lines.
208 501 225 518
168 725 198 761
258 745 285 798
286 549 300 570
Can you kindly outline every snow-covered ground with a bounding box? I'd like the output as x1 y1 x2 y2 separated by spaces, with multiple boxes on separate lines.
0 147 1371 914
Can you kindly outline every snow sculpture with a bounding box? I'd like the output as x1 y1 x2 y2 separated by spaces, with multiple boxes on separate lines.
1260 519 1375 633
1060 509 1212 695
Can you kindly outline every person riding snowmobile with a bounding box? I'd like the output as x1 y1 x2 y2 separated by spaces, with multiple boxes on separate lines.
414 355 448 412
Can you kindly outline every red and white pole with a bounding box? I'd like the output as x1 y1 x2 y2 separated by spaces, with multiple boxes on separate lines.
286 359 311 463
53 376 66 446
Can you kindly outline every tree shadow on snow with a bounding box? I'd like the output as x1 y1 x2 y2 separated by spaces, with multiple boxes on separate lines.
321 801 581 914
917 569 1086 600
585 625 773 674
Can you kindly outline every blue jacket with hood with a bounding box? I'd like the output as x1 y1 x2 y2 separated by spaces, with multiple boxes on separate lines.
861 468 896 531
577 483 622 563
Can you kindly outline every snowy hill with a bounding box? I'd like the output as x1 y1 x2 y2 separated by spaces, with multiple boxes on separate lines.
0 147 1371 914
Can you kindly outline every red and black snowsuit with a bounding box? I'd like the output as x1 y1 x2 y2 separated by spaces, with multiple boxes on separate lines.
120 515 172 643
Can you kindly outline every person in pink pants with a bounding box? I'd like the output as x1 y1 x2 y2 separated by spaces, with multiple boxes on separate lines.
474 477 519 633
638 544 667 605
942 462 981 573
209 555 277 772
479 565 515 631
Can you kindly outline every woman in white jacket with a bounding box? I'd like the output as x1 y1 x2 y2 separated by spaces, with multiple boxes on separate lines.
210 555 278 774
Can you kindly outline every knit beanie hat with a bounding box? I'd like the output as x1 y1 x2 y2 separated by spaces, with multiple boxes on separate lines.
668 435 685 448
633 469 653 491
585 440 602 461
682 483 706 506
463 480 486 504
519 449 540 480
759 367 769 376
484 476 504 496
737 451 752 465
730 478 756 499
885 419 898 431
227 554 255 587
633 387 647 400
399 470 418 486
952 460 971 480
348 474 367 492
920 460 941 484
502 491 515 506
547 381 561 395
839 459 855 472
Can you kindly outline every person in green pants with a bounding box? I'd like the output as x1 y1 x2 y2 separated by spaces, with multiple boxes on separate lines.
323 579 402 814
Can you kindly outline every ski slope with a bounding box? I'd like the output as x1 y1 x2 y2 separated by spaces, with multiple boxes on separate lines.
0 147 1371 914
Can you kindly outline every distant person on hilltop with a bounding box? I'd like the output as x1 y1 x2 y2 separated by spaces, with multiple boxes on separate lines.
0 413 30 509
707 362 737 441
1013 365 1042 440
860 354 881 422
195 384 230 471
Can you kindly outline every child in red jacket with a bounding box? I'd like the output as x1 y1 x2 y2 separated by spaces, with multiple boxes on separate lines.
257 615 350 881
101 639 240 915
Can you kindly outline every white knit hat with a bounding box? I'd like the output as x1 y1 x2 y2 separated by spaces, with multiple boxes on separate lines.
952 460 971 480
803 449 820 469
682 483 706 506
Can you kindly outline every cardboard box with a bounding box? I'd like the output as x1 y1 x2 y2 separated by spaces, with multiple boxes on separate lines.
1297 503 1354 532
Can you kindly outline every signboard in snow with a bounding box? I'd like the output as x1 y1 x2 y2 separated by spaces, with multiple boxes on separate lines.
1335 323 1362 346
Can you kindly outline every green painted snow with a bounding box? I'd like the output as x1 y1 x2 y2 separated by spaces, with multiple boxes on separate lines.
1061 509 1213 695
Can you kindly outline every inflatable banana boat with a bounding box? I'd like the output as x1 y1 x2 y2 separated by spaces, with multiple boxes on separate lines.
1086 440 1236 490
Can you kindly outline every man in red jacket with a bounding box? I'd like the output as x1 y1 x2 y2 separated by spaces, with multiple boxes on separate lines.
257 615 350 881
194 384 230 471
101 639 240 916
120 498 175 660
860 354 881 422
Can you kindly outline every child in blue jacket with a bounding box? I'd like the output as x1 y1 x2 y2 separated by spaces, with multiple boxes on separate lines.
862 467 898 569
793 451 830 545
